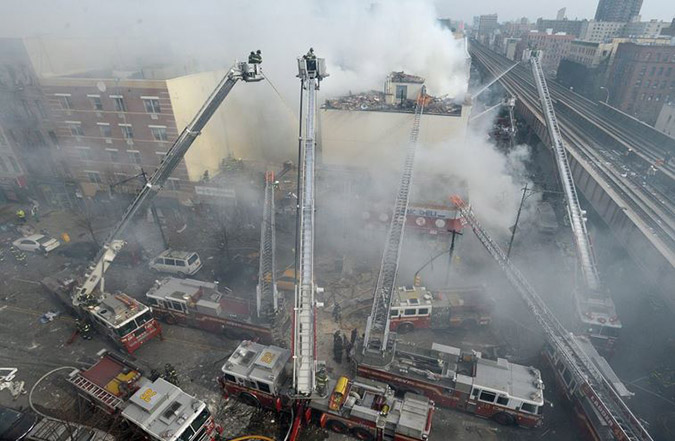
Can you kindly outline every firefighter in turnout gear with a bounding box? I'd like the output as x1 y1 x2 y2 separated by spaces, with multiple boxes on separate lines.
76 319 93 340
248 49 262 65
333 330 343 364
164 363 179 386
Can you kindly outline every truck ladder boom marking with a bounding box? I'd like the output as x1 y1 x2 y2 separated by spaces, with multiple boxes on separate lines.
452 196 653 441
363 91 426 354
530 55 601 294
75 62 261 304
293 55 326 395
257 171 278 316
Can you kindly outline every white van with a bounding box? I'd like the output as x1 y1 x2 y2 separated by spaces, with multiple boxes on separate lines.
149 249 202 276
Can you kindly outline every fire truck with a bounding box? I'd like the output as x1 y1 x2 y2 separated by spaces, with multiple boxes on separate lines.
40 55 266 353
388 285 493 334
67 350 218 441
352 341 544 428
42 253 162 354
145 277 289 345
219 340 434 441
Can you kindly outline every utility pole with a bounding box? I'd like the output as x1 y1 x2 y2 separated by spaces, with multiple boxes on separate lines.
507 183 528 258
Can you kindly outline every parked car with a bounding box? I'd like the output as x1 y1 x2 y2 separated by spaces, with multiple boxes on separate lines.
0 406 37 440
149 249 202 276
56 241 99 261
12 234 61 254
0 406 115 441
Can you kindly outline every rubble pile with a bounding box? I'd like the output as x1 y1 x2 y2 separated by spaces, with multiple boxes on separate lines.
390 71 425 83
324 91 396 112
323 90 462 116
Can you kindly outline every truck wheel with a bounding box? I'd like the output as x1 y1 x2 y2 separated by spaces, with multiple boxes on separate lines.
239 392 260 408
351 427 375 441
164 315 177 325
325 419 349 434
493 411 515 426
223 328 238 339
397 323 414 334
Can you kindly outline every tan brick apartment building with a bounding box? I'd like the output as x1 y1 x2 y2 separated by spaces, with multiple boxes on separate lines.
607 43 675 125
41 72 191 199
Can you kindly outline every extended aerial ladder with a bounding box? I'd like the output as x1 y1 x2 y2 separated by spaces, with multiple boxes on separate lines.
292 52 328 396
73 59 264 306
362 88 427 355
452 195 653 441
257 171 278 318
528 52 620 346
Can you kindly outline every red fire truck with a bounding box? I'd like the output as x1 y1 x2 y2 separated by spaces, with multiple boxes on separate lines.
68 349 218 441
352 341 544 428
42 272 162 354
219 341 435 441
389 285 494 334
145 277 289 345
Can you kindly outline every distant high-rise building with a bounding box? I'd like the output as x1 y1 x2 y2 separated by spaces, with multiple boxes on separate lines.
594 0 642 23
478 14 498 35
556 8 567 21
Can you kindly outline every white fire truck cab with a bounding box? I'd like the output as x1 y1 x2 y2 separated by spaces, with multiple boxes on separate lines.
219 341 435 441
68 350 217 441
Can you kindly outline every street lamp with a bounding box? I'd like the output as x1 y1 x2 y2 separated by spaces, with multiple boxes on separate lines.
600 86 609 104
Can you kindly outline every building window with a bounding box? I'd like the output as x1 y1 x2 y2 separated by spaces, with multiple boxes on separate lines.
98 123 111 138
128 150 141 164
67 122 84 136
658 67 664 76
8 156 20 173
55 94 72 110
150 126 168 141
76 147 92 161
88 95 103 110
111 95 126 112
142 97 161 114
87 171 102 184
107 149 119 162
119 124 133 139
650 66 656 76
167 178 181 191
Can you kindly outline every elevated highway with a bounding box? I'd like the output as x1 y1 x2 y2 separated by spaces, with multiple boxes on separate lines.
470 42 675 307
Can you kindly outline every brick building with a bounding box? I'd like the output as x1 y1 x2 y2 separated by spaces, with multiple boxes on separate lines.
607 43 675 125
518 31 575 75
40 71 191 199
0 39 61 202
535 18 586 38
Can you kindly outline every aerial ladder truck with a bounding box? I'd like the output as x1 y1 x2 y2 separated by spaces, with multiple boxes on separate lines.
43 56 264 353
451 195 652 441
361 88 427 356
528 51 621 352
219 51 435 441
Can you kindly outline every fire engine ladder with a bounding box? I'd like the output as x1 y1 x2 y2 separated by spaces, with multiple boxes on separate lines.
452 196 653 441
362 90 426 355
530 54 601 296
74 59 263 306
257 171 284 341
292 54 327 396
68 374 124 410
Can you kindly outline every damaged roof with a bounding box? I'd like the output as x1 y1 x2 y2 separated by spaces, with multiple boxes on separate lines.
323 91 462 116
389 71 425 83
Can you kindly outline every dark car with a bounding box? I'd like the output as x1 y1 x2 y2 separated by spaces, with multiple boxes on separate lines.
0 406 37 441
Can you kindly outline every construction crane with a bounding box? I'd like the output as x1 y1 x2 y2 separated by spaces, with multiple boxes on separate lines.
528 51 621 351
362 88 427 355
53 56 264 353
292 50 328 396
452 195 653 441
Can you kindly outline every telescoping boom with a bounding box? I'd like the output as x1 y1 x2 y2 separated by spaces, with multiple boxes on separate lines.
362 88 427 355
